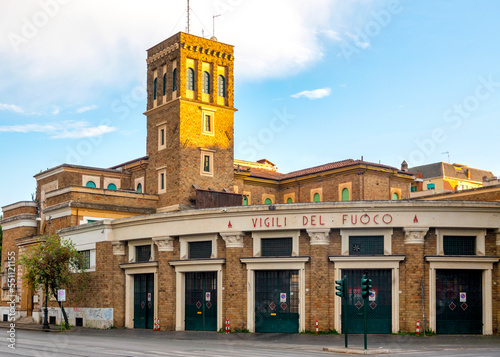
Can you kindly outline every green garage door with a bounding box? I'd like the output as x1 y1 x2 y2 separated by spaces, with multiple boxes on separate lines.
134 274 154 329
436 270 482 334
342 269 392 334
185 272 217 331
255 270 299 333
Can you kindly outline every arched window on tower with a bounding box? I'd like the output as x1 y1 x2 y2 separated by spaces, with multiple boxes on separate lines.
137 183 143 193
264 198 272 204
342 188 350 201
172 68 177 92
242 195 248 206
203 71 210 94
286 197 293 204
153 77 157 100
218 75 226 97
392 192 399 200
162 73 166 96
187 68 195 91
86 181 96 188
107 183 117 190
313 193 321 202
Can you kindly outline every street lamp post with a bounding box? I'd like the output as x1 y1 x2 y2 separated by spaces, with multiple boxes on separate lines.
42 216 52 330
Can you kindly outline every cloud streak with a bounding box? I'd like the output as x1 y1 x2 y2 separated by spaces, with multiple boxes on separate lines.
76 105 98 114
0 121 116 139
291 87 332 100
0 103 26 114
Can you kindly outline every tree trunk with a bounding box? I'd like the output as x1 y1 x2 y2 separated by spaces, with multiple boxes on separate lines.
51 285 70 329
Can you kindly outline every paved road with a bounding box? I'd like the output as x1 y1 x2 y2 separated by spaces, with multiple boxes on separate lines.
1 329 499 356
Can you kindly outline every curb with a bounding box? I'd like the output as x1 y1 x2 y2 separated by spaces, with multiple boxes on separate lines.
323 347 392 355
0 323 73 333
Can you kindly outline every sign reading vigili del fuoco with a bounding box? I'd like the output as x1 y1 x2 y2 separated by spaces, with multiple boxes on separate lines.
249 213 394 228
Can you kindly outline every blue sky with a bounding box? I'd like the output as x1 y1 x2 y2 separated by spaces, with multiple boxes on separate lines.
1 0 500 213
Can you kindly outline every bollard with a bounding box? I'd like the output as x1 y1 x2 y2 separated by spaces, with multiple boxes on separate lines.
316 320 319 334
158 319 160 331
416 320 420 336
154 317 157 331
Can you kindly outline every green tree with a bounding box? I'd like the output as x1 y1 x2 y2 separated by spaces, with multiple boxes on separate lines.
18 235 89 329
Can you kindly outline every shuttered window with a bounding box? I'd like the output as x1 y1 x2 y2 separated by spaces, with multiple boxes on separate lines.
261 238 293 257
189 241 212 259
443 236 476 255
136 245 151 263
349 236 384 255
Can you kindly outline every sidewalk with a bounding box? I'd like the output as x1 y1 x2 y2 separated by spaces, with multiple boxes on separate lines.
1 321 499 353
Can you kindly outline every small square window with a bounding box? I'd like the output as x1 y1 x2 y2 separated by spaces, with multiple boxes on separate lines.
136 245 151 262
427 183 435 190
189 241 212 259
349 236 384 255
261 238 292 257
443 236 476 255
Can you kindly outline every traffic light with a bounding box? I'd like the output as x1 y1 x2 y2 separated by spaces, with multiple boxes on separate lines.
335 276 346 298
361 274 372 300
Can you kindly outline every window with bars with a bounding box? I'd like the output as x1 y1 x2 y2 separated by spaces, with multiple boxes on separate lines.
189 241 212 259
136 245 151 263
81 250 90 269
349 236 384 255
261 238 292 257
443 236 476 255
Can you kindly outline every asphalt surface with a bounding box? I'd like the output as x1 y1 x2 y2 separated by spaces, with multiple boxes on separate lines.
0 324 499 356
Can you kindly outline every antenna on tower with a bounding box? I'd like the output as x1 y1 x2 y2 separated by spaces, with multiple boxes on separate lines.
186 0 190 33
212 14 221 39
442 151 450 163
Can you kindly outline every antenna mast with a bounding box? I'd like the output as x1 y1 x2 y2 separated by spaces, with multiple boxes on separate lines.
186 0 190 33
442 151 450 163
213 14 221 38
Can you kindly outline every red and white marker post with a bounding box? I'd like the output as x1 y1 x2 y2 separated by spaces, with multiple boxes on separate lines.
316 320 319 334
416 320 420 335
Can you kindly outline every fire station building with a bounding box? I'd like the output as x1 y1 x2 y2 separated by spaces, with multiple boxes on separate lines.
1 32 499 335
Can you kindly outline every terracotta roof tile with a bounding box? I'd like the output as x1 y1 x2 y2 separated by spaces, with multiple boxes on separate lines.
235 159 409 182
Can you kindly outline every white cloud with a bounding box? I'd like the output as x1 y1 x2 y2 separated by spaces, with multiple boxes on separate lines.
0 103 25 114
0 121 116 139
346 32 370 49
291 87 332 100
51 106 61 115
76 105 98 114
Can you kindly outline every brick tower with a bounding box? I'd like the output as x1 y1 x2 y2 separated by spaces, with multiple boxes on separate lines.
144 32 236 209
